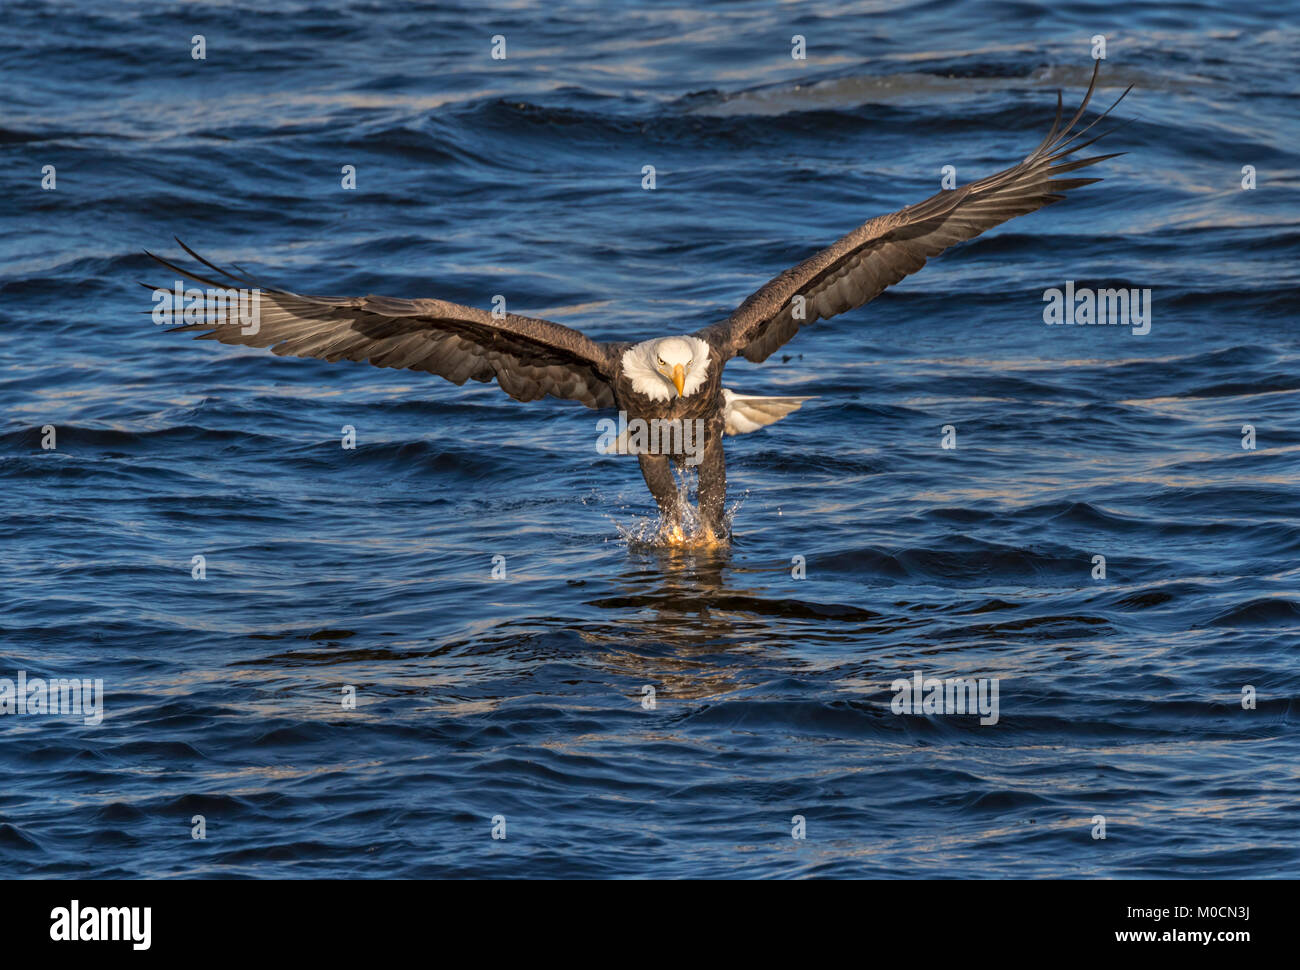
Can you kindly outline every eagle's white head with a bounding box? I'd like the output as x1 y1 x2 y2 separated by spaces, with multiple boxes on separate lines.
622 335 712 402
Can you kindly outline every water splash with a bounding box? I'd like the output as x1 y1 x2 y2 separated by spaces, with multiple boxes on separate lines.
611 467 739 550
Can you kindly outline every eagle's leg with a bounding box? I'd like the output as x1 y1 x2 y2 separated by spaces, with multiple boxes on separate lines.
695 425 728 539
637 452 682 531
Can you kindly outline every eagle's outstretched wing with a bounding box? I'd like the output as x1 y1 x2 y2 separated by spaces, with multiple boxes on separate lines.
697 62 1131 364
146 240 619 409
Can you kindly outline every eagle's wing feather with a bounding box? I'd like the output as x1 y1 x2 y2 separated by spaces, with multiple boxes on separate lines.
148 241 619 409
697 62 1131 363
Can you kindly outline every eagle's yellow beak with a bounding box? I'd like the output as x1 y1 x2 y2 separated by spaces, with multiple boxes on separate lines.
671 363 685 397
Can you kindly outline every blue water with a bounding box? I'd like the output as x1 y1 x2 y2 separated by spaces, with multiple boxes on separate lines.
2 0 1298 878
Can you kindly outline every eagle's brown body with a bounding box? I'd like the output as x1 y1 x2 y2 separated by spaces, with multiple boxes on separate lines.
610 346 729 534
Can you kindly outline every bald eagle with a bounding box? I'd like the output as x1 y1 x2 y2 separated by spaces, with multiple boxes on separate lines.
147 65 1126 544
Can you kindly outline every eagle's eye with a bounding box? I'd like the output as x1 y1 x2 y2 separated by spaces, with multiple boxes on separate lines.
656 355 665 366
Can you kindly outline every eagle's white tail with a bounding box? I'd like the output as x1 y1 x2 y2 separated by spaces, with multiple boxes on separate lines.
721 389 813 435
